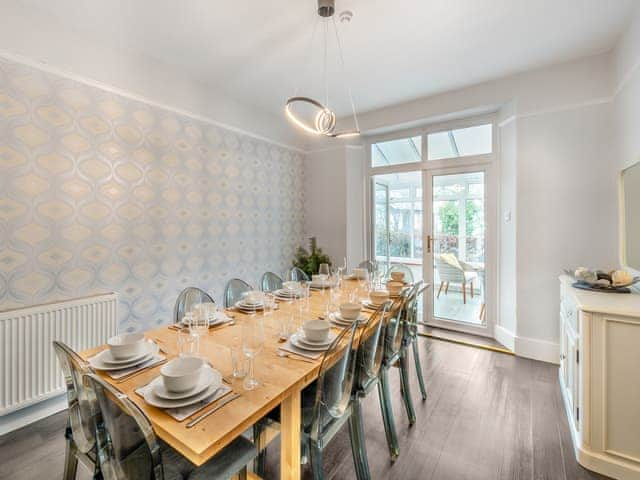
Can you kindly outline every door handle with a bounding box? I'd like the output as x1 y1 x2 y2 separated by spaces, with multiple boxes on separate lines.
427 235 432 253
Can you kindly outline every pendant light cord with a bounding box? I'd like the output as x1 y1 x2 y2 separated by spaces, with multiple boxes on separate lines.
332 15 360 132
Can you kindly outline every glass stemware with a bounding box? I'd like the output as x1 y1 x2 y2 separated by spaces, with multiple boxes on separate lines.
242 315 265 390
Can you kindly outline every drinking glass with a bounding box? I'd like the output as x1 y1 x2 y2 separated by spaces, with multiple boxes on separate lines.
319 263 330 277
177 328 198 357
190 309 208 356
263 293 276 316
299 280 310 311
229 344 247 378
242 316 265 390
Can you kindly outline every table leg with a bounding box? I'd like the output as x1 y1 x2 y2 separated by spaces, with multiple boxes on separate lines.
280 388 301 480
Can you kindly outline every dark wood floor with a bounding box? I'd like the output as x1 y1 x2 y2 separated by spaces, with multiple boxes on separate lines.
0 338 606 480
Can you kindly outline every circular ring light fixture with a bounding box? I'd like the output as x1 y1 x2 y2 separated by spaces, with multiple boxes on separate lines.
285 0 360 139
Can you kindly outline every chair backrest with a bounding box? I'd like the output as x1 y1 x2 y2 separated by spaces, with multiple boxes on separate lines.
357 260 376 273
52 341 97 454
404 282 428 339
307 321 359 442
383 283 418 361
388 263 415 283
355 300 393 392
260 272 283 292
286 267 310 282
434 256 464 282
86 373 163 480
224 278 253 308
173 287 215 324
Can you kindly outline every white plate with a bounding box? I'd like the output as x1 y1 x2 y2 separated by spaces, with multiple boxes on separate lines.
236 301 264 310
362 300 383 310
290 332 334 351
296 331 336 347
334 313 367 323
274 289 299 297
143 379 221 409
152 366 221 400
309 281 337 289
98 346 151 365
90 342 158 371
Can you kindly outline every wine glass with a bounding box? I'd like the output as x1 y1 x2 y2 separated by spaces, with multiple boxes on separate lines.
242 316 265 390
319 263 330 281
190 308 208 357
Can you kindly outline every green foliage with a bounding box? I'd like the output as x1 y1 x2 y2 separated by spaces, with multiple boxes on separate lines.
438 200 482 236
293 237 332 276
439 201 459 235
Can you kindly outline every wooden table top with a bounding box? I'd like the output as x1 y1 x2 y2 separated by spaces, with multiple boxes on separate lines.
80 280 384 466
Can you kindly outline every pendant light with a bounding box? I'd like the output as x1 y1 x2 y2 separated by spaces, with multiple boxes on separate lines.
285 0 360 138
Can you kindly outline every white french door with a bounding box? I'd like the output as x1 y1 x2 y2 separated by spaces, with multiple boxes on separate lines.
423 164 495 337
367 115 497 338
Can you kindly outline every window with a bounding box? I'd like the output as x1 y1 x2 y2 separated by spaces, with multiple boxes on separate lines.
427 124 492 161
371 136 421 167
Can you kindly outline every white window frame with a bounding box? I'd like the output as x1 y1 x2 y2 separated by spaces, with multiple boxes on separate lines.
364 113 498 337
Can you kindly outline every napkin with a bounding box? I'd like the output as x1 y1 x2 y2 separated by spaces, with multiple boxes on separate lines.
278 339 324 360
135 382 232 421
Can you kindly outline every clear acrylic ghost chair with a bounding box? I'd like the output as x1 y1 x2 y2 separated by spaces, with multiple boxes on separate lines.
85 373 257 480
52 341 101 480
223 278 253 308
393 282 425 426
401 282 430 403
173 287 215 323
357 260 376 273
377 284 417 461
387 263 415 284
260 271 283 292
302 321 360 480
349 300 396 479
286 267 310 282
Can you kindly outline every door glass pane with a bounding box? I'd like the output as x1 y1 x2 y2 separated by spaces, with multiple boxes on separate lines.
371 136 422 167
372 172 423 287
374 182 389 262
427 124 492 161
432 171 485 324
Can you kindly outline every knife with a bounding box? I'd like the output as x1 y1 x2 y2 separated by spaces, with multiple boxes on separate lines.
186 393 241 428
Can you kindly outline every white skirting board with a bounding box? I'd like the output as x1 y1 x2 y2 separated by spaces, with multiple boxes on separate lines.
493 325 559 364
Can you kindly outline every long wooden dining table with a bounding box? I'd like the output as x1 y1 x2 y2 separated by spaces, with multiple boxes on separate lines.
80 279 381 480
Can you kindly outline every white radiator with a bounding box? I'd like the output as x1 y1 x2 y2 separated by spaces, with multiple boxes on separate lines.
0 293 117 415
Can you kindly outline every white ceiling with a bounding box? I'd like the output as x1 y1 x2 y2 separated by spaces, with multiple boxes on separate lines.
15 0 638 118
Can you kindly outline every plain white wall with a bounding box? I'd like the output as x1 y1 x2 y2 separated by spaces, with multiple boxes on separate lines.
497 115 517 344
303 149 348 264
515 104 618 345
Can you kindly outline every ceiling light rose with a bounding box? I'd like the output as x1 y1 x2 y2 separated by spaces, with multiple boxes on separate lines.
285 0 360 139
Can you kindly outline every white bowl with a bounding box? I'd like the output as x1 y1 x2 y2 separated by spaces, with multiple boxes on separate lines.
283 281 299 291
302 319 330 343
311 274 328 283
107 333 145 360
339 302 362 320
390 271 405 282
353 268 368 280
386 281 404 296
369 290 390 305
160 357 203 393
243 290 264 304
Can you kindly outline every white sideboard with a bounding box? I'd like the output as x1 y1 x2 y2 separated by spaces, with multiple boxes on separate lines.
559 275 640 480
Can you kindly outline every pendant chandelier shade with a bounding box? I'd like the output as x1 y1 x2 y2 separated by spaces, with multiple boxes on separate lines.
285 0 360 138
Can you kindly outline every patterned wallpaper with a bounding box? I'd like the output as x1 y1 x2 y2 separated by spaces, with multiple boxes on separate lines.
0 57 305 332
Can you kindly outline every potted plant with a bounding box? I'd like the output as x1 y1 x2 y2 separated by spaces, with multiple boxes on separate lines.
292 237 331 277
